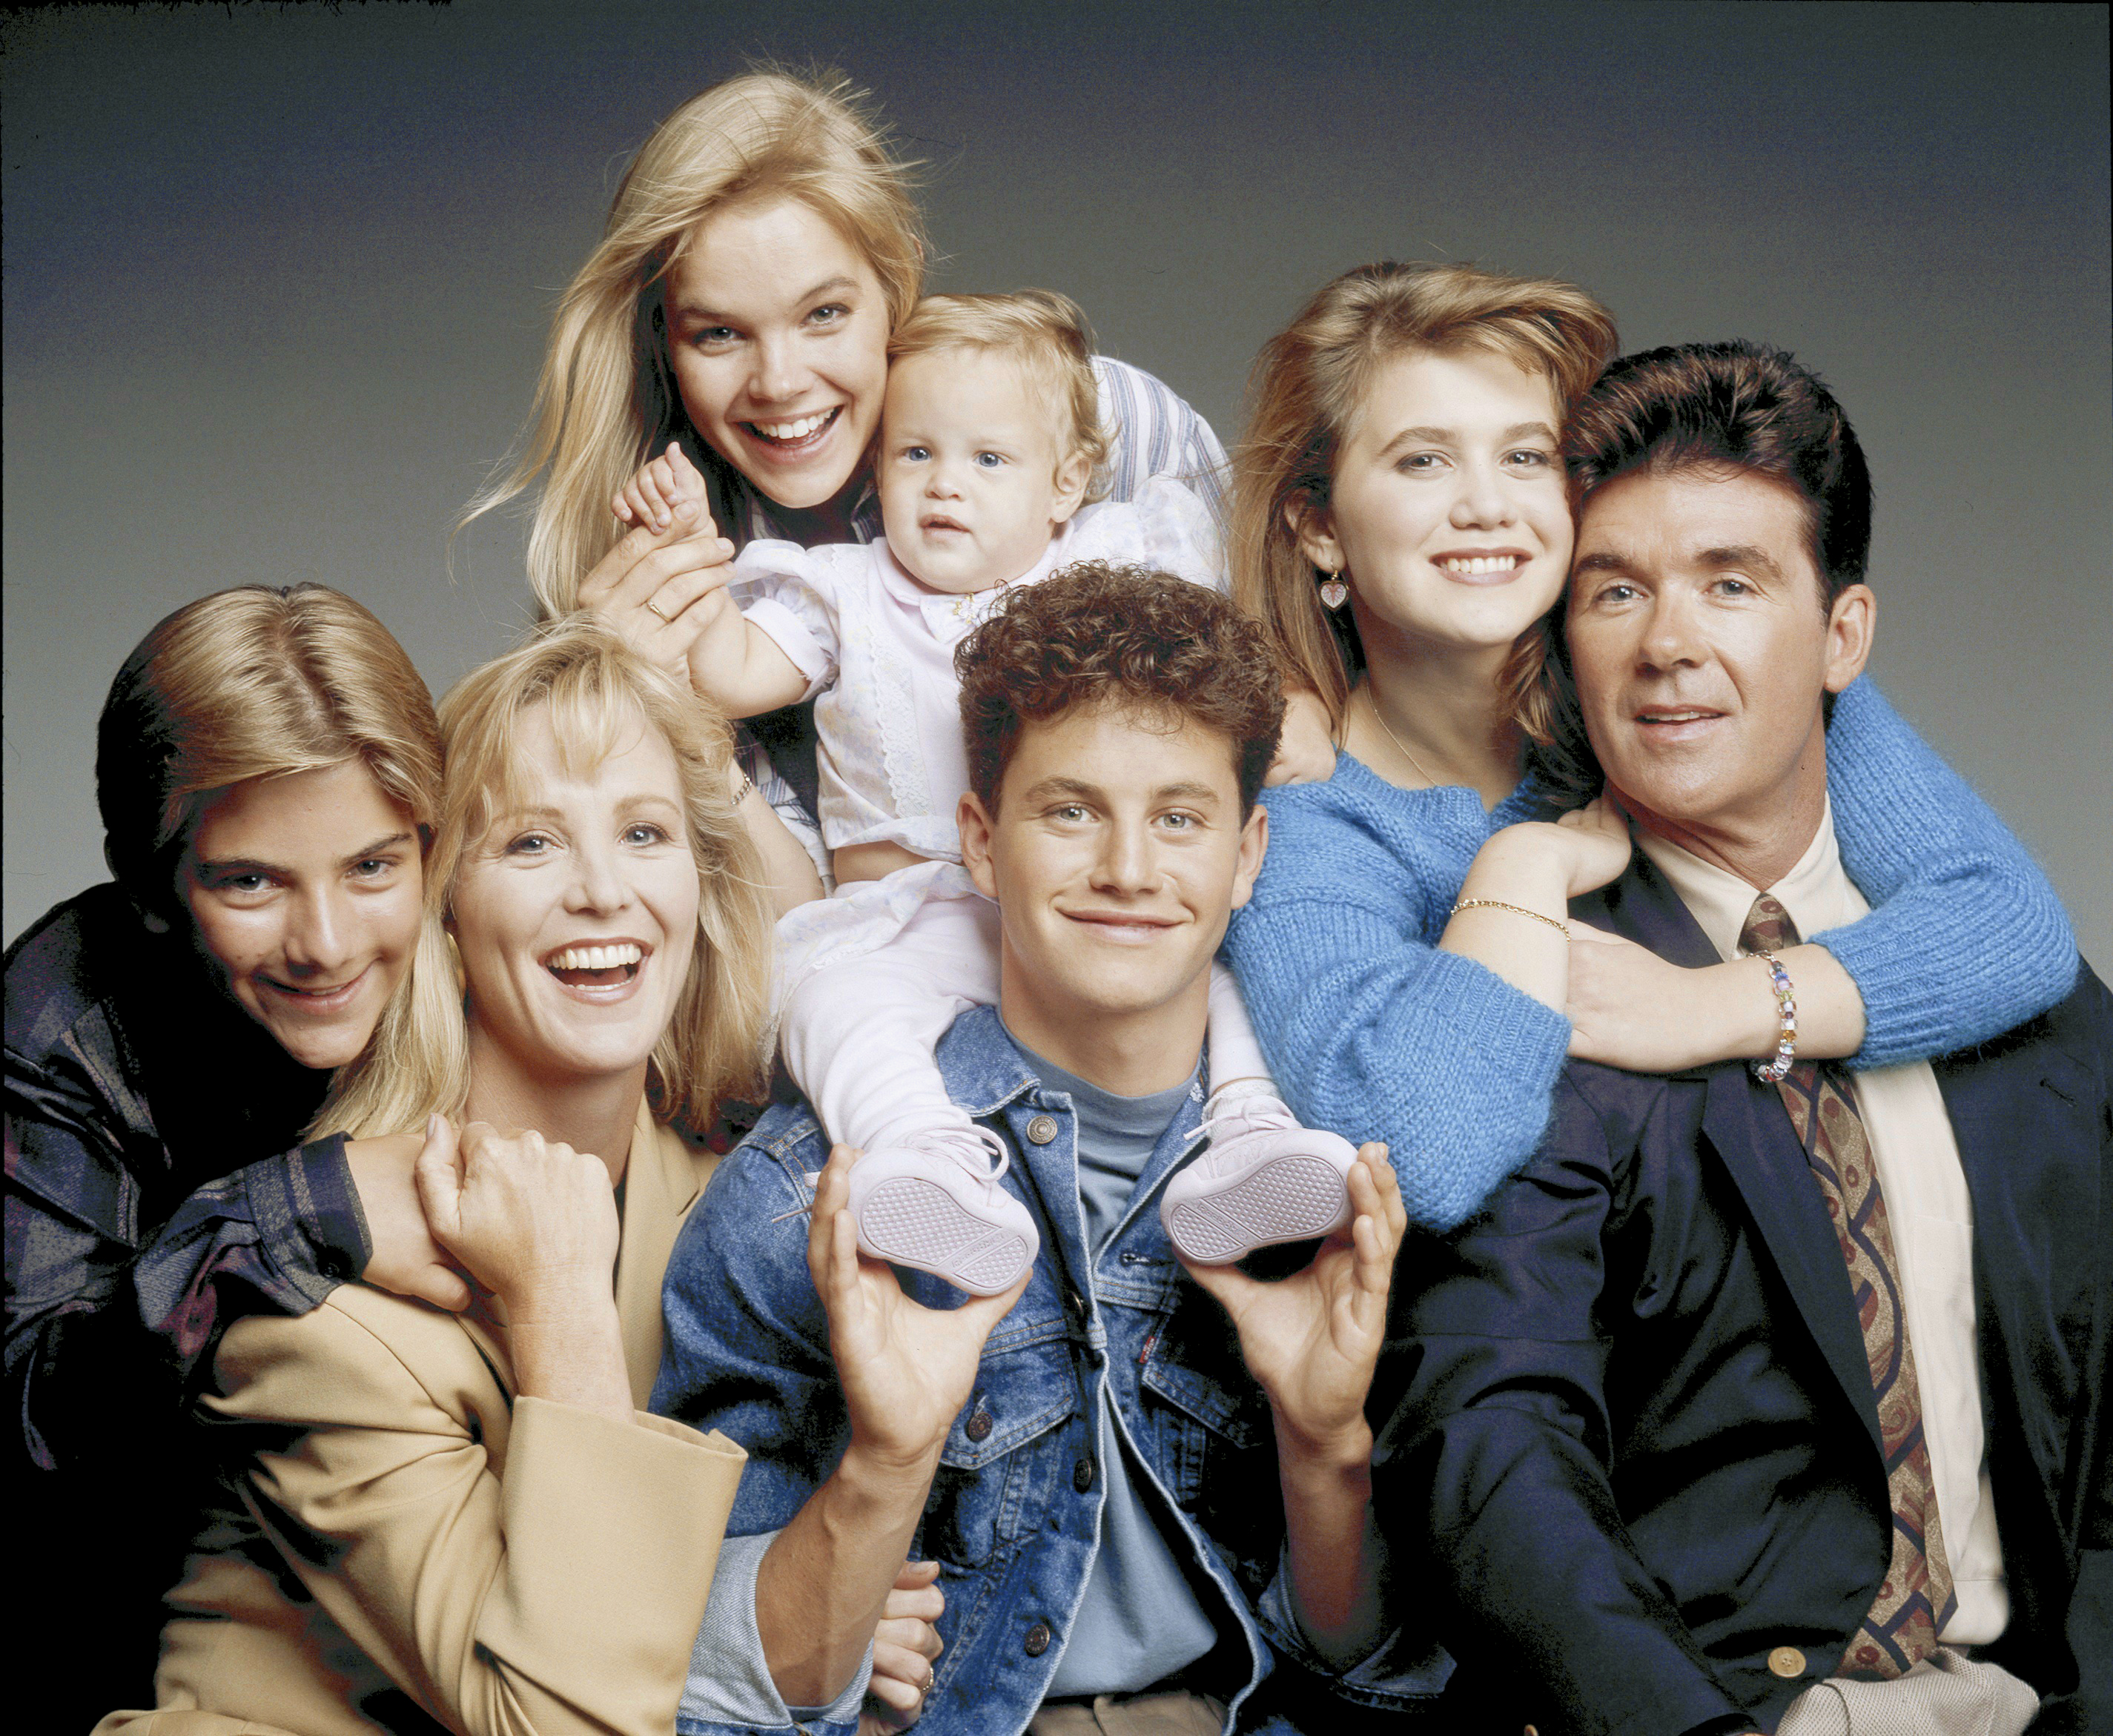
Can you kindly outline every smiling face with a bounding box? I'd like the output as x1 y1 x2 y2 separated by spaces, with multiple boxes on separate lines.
177 758 424 1070
1300 346 1572 660
449 703 701 1098
663 196 891 511
876 345 1090 595
959 702 1266 1061
1567 466 1875 873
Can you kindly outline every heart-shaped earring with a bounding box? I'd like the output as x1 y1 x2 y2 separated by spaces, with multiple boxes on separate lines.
1318 569 1349 610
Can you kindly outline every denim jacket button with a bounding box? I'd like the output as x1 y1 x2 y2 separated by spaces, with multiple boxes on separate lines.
1026 1115 1059 1145
1024 1620 1053 1656
965 1408 993 1443
1073 1457 1095 1492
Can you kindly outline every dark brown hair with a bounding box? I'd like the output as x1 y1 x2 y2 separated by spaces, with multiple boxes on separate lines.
955 563 1286 812
1519 340 1876 801
1564 339 1873 604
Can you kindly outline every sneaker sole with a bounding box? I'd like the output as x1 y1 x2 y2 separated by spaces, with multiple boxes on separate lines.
1165 1156 1351 1263
858 1176 1034 1295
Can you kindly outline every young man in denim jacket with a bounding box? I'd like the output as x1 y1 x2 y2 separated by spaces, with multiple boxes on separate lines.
654 563 1418 1735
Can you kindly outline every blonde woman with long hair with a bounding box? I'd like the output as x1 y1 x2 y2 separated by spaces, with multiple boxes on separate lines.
463 68 1229 837
1223 261 2078 1233
95 620 942 1736
5 585 460 1728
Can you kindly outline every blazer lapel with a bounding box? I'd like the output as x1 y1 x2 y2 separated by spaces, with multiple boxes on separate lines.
615 1101 718 1411
1588 856 1884 1458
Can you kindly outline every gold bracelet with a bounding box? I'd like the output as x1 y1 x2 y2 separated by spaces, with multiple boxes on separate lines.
1449 898 1570 941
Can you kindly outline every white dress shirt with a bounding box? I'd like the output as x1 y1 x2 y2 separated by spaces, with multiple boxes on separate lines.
1636 805 2008 1643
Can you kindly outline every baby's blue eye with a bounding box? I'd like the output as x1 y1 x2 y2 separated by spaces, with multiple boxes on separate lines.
974 451 1005 469
902 445 930 463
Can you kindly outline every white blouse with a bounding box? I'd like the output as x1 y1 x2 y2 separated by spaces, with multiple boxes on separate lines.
729 479 1222 861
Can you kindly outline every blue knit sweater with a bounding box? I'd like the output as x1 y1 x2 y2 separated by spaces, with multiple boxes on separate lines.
1224 677 2079 1232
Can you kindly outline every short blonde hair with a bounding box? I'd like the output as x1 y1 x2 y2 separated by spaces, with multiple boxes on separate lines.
1230 262 1618 735
96 585 441 912
887 290 1111 500
464 69 927 617
315 617 774 1141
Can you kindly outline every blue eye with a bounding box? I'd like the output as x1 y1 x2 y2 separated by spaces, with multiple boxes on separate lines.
623 823 671 847
902 445 930 463
974 451 1005 469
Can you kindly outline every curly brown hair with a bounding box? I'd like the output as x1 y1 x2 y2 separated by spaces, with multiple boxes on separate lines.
955 563 1286 812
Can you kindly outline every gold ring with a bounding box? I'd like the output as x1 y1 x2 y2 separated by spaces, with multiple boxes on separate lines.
921 1663 936 1694
643 599 670 623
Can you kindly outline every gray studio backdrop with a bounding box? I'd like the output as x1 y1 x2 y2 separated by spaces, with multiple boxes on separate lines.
6 1 2109 958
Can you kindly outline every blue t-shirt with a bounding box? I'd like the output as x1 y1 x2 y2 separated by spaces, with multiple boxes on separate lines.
1000 1026 1228 1697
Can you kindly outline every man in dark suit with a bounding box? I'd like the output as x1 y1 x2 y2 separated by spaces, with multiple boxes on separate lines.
1375 342 2109 1735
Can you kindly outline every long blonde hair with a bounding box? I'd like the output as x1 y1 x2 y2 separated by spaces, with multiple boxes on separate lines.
96 585 441 913
315 617 774 1140
1229 262 1618 743
463 69 926 617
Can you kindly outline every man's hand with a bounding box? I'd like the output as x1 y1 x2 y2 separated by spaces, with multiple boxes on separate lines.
345 1133 472 1311
862 1557 944 1731
1265 688 1339 786
1179 1143 1403 1457
808 1145 1030 1471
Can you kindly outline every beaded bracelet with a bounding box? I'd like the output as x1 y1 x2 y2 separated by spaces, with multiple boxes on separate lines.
1745 948 1799 1082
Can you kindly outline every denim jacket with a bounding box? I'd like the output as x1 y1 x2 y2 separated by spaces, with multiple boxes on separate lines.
655 1007 1430 1735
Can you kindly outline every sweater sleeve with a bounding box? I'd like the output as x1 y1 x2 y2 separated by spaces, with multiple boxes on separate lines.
1226 792 1573 1230
1819 677 2079 1068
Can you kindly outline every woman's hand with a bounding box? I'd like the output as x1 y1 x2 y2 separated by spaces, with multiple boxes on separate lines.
578 474 738 677
1265 688 1339 787
862 1557 944 1731
1180 1143 1403 1457
1569 932 1869 1072
413 1116 620 1316
807 1145 1030 1473
345 1134 472 1311
1549 793 1633 898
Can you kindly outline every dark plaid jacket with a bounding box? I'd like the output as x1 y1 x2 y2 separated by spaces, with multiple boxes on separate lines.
4 881 365 1718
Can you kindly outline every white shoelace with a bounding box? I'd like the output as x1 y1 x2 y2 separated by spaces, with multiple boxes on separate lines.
784 1124 1014 1219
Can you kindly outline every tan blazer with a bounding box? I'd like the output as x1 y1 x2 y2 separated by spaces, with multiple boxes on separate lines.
94 1103 746 1736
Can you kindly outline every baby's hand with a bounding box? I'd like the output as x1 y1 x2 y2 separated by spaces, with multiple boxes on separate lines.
1265 688 1339 786
615 440 710 534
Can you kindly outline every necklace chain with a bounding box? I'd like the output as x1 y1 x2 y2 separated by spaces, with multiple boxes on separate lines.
1360 686 1441 787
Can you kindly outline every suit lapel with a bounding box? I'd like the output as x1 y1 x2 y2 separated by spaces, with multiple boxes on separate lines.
1586 855 1884 1458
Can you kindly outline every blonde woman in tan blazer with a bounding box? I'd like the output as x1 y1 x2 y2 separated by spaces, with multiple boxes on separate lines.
96 620 941 1736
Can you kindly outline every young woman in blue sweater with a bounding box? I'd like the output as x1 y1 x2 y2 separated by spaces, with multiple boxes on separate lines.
1223 262 2077 1233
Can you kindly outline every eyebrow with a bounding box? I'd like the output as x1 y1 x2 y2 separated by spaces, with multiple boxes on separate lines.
195 829 415 880
670 274 859 326
1375 420 1558 460
1695 543 1786 580
1019 775 1223 807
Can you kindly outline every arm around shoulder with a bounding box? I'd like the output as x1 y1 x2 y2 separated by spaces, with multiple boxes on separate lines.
1822 676 2078 1066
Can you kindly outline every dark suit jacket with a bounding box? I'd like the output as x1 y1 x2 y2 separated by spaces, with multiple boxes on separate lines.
1370 854 2111 1736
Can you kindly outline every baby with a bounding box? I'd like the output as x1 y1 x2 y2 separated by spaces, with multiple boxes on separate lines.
629 291 1354 1293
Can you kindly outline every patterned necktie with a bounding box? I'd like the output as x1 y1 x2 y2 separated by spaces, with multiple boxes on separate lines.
1739 892 1957 1680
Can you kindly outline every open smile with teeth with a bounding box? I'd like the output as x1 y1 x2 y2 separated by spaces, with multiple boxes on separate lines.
1437 554 1524 577
1637 707 1725 726
744 408 839 447
545 942 646 986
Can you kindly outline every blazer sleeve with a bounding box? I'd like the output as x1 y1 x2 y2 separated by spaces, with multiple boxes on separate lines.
1821 676 2078 1069
210 1296 747 1736
1374 1073 1748 1736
